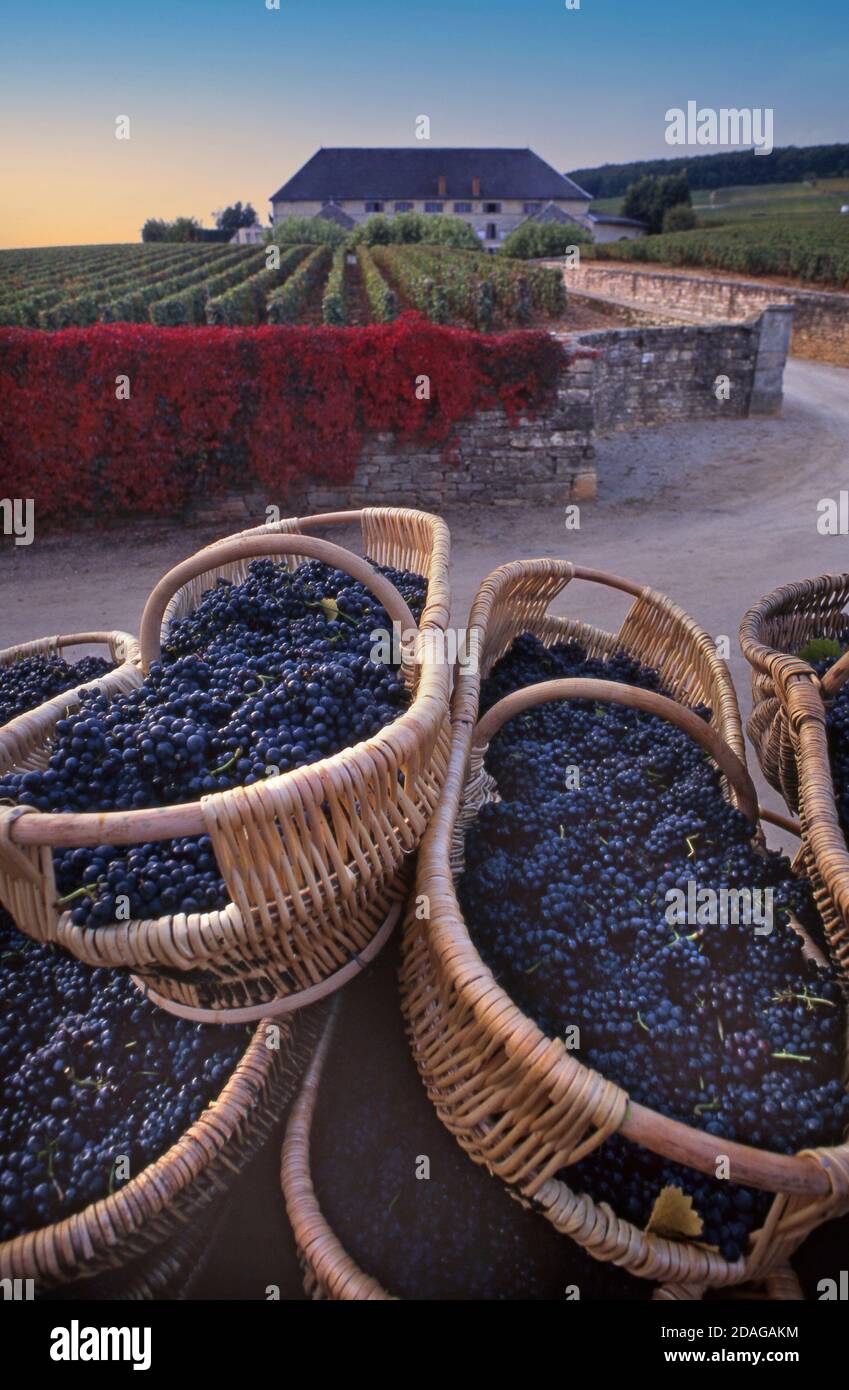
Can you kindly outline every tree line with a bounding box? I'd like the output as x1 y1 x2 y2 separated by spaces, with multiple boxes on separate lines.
568 143 849 199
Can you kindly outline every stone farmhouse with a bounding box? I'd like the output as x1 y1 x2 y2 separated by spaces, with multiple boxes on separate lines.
269 148 645 251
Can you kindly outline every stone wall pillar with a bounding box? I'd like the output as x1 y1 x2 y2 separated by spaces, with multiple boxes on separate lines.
749 304 795 415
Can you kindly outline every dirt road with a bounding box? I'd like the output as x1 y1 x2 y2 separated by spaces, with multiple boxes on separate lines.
2 356 847 840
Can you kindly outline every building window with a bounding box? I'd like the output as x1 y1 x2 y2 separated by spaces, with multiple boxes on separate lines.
484 202 501 214
364 201 384 213
424 202 444 213
453 201 473 213
523 201 542 214
486 223 498 241
394 201 414 212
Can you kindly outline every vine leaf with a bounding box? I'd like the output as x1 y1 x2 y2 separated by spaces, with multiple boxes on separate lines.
646 1185 705 1242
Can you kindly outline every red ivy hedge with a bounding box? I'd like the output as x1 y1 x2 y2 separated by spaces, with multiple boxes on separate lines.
0 315 581 524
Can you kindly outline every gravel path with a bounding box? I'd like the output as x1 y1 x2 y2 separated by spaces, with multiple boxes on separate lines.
3 356 847 843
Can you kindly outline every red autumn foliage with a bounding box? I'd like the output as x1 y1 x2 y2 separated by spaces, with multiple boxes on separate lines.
0 315 579 524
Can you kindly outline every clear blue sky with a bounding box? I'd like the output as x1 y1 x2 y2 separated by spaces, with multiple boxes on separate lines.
2 0 847 246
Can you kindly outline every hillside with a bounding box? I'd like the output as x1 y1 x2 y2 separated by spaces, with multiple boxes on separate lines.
569 143 849 199
587 210 849 289
591 178 849 225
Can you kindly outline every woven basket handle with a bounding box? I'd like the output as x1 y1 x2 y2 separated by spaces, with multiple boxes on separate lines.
821 650 849 699
139 534 418 674
472 677 759 824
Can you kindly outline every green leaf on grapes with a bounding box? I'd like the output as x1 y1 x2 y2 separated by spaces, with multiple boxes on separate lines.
796 637 843 663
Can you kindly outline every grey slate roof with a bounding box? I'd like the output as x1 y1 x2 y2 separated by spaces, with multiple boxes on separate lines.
271 149 592 203
533 201 586 225
562 174 594 200
586 212 648 228
315 201 356 229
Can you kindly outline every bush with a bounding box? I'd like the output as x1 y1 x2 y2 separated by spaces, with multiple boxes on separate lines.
1 246 191 325
662 203 697 233
150 250 266 326
370 245 565 327
351 214 395 246
0 321 569 522
266 245 332 323
206 247 311 326
476 278 495 332
592 213 849 288
412 214 480 249
501 220 592 260
269 216 348 248
322 246 347 325
356 246 397 322
352 212 480 250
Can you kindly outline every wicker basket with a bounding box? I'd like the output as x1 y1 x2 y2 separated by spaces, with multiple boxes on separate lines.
0 509 451 1021
53 1198 230 1301
0 1004 326 1294
0 630 142 776
400 559 849 1297
283 1001 804 1302
282 1001 394 1301
740 574 849 978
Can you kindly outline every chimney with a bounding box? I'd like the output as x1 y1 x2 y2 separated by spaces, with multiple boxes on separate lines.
438 175 447 198
472 176 481 198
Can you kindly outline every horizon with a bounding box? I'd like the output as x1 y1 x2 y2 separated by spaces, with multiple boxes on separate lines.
2 0 848 249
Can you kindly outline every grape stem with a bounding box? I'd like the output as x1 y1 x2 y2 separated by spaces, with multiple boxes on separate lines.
772 987 836 1011
57 885 97 905
209 745 243 776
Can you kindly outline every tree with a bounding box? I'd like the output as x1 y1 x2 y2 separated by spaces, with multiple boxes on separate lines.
168 216 203 242
269 216 349 247
566 143 849 199
662 203 697 233
501 219 592 259
141 218 169 242
623 173 692 233
141 216 202 242
215 201 259 236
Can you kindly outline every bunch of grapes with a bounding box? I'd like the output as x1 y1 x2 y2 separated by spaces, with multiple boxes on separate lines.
0 909 248 1242
0 652 115 728
458 634 849 1263
0 558 427 927
311 945 648 1300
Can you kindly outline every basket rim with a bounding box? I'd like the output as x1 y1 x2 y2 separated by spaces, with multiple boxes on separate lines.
409 558 841 1204
285 997 806 1303
280 1000 393 1301
740 571 849 976
739 570 849 687
0 631 140 666
6 508 451 852
0 1013 277 1282
0 632 142 779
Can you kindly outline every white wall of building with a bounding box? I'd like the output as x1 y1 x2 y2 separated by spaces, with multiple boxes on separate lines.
271 197 590 251
589 223 646 244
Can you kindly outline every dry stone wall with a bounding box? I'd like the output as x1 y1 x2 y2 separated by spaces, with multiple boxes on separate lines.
576 310 790 430
558 262 849 367
195 310 789 520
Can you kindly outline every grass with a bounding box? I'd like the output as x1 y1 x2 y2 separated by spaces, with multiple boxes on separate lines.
591 177 849 227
